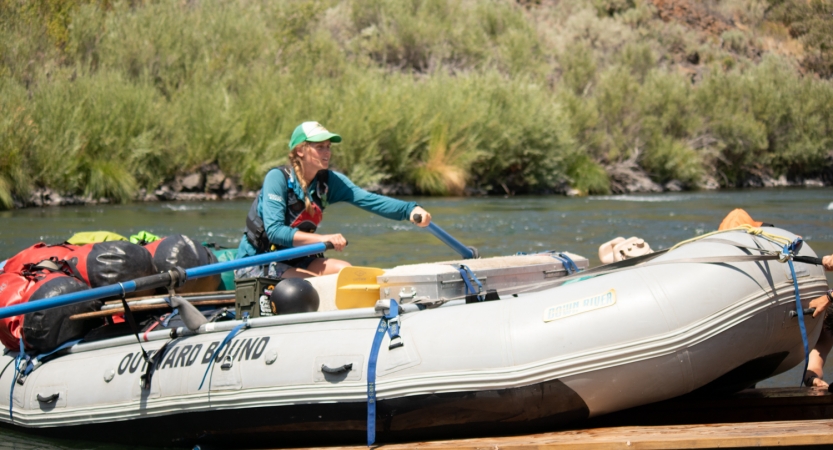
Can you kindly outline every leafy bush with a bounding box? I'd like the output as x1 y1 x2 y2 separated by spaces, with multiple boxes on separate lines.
0 0 831 209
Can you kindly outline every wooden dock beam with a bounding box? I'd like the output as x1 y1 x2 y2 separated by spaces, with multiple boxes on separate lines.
295 387 833 449
345 420 833 449
297 420 833 449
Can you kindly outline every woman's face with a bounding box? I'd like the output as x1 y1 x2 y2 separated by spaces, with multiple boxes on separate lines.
297 140 331 175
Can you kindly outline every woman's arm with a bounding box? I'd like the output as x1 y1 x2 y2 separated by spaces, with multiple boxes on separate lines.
291 229 348 251
327 171 430 225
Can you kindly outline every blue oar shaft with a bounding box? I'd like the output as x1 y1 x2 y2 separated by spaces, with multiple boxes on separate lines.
0 242 330 320
426 223 474 259
186 243 329 278
0 281 140 321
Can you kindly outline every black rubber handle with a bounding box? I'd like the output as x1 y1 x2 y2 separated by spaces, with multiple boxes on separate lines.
37 393 59 404
790 307 817 318
132 272 172 292
794 255 823 265
321 363 353 374
414 214 422 223
323 240 348 250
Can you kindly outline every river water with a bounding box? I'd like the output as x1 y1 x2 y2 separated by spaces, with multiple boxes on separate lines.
0 188 831 449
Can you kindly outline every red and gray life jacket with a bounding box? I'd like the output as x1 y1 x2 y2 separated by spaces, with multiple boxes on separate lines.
245 166 329 253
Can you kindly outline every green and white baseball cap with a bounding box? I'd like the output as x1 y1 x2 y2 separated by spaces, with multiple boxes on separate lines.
289 121 342 150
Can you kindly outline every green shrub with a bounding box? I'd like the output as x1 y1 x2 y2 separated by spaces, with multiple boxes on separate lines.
616 42 656 82
640 137 702 185
592 0 636 17
469 74 574 194
721 29 749 54
564 153 610 195
0 79 35 208
559 42 598 95
768 0 833 78
28 70 156 201
0 0 831 207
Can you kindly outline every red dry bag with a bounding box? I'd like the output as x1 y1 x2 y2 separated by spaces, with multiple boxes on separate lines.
65 241 156 288
3 243 77 275
0 269 100 352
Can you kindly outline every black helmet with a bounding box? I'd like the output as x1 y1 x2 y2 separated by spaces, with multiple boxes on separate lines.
269 278 320 315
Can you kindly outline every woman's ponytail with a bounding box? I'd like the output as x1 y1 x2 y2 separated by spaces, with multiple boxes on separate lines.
289 144 315 216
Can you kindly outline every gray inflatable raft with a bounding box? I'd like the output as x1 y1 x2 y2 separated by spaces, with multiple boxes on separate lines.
0 227 826 447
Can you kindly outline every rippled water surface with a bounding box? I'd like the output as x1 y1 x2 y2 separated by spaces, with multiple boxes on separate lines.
0 188 831 448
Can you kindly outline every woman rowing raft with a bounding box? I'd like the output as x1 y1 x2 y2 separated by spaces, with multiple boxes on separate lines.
235 121 431 279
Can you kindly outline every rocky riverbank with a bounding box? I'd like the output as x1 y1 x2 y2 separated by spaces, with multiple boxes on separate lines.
16 164 252 208
13 163 831 209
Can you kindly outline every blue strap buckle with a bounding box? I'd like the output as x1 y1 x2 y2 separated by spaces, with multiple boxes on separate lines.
782 240 810 387
457 264 484 302
550 252 579 275
198 313 250 390
9 336 81 422
367 300 403 446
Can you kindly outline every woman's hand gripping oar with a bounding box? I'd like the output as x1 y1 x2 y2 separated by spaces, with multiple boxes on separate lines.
413 214 479 259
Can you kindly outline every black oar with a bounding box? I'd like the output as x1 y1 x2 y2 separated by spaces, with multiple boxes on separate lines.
794 255 823 265
0 242 333 320
414 214 479 259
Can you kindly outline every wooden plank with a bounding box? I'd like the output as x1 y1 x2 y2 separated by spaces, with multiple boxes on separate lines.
69 299 234 320
102 290 232 305
294 420 833 450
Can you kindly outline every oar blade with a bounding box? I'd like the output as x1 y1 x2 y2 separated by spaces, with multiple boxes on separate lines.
335 266 385 309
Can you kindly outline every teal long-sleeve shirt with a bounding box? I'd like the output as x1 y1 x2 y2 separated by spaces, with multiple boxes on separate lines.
237 168 417 258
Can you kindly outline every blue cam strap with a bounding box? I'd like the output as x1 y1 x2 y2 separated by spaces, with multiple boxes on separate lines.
367 300 401 447
8 337 81 421
784 239 810 387
551 253 579 275
9 335 25 422
457 264 484 301
23 338 83 376
199 313 250 390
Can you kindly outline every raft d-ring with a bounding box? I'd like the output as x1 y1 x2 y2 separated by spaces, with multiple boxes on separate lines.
399 287 417 301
